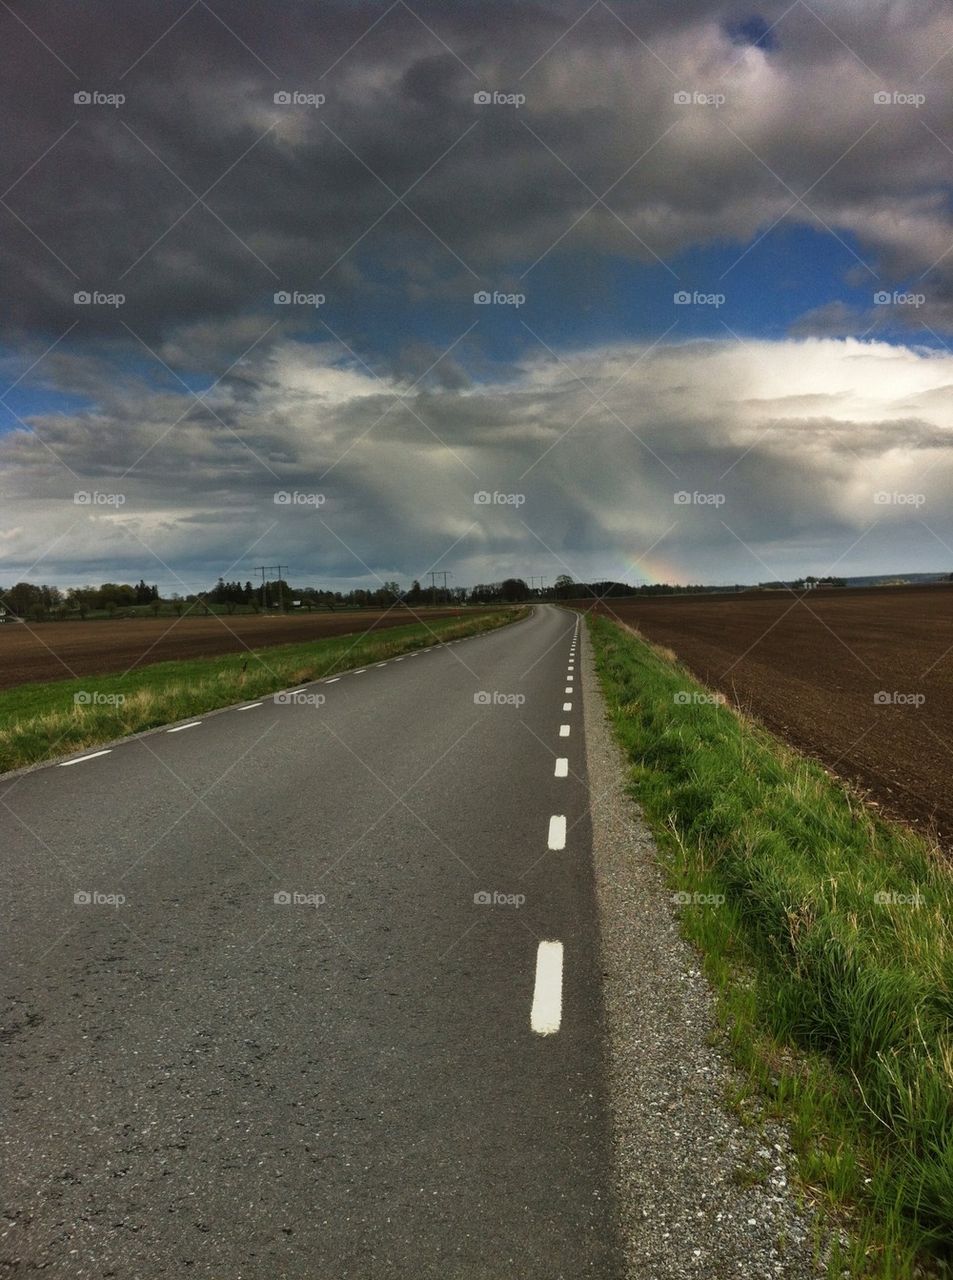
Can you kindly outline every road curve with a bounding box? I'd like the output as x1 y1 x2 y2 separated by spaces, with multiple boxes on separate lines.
1 605 621 1278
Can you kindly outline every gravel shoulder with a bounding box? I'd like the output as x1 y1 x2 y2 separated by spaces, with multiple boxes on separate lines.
580 616 829 1280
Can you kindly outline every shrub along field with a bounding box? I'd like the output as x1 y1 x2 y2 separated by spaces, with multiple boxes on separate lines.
0 609 524 774
587 613 952 1278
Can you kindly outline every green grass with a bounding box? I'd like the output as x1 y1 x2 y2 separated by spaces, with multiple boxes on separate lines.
0 608 526 773
586 613 953 1278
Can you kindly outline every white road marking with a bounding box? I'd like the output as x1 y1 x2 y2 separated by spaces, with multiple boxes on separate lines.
167 721 201 734
565 686 572 693
563 702 572 712
376 662 387 667
59 749 112 767
394 657 404 661
238 702 263 711
566 675 574 683
548 814 567 849
354 668 366 674
554 757 568 777
531 941 564 1036
285 687 307 694
326 677 340 683
559 724 570 737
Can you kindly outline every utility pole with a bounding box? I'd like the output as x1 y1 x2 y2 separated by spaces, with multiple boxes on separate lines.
427 570 451 606
254 564 288 613
528 575 545 598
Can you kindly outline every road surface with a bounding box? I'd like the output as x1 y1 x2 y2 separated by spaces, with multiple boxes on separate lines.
1 605 620 1278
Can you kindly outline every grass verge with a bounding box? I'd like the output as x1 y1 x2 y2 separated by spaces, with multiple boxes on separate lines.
0 608 526 774
586 613 952 1279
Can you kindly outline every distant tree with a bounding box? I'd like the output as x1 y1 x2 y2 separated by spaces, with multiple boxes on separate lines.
554 574 575 600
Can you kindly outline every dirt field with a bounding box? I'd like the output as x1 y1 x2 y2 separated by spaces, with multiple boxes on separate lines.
574 585 953 847
0 607 482 689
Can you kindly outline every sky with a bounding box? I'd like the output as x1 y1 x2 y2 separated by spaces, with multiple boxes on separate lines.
1 0 952 594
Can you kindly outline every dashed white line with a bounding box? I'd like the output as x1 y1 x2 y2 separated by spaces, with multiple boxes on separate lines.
566 675 574 683
547 814 567 849
285 687 307 694
376 662 387 668
238 702 263 711
326 677 340 683
531 940 564 1036
354 668 367 674
564 686 572 694
58 749 112 767
167 721 201 734
563 702 572 712
559 724 571 737
554 758 568 777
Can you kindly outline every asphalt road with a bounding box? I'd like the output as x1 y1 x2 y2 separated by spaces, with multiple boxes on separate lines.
1 605 621 1278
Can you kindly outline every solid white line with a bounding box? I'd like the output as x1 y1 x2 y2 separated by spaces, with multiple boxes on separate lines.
548 814 567 849
563 702 572 712
167 721 201 733
238 702 263 711
531 940 564 1036
554 757 568 777
559 724 570 737
59 749 112 767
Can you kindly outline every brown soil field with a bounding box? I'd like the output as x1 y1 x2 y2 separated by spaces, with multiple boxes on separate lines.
0 607 483 689
574 584 953 847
